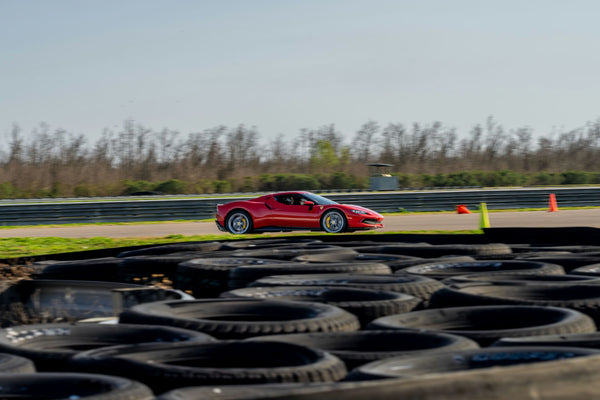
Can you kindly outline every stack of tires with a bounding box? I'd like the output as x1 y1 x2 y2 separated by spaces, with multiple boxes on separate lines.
4 238 600 398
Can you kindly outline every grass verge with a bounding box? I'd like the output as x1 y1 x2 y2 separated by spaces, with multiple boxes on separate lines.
0 230 483 259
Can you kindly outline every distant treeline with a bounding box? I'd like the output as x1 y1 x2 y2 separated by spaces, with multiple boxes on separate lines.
1 117 600 198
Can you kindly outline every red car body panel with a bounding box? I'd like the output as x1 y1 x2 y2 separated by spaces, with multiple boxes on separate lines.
215 191 384 233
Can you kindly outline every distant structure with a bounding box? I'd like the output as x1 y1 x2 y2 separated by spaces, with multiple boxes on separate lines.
366 163 398 191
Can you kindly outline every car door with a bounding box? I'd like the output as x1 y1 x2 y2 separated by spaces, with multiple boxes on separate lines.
269 194 318 228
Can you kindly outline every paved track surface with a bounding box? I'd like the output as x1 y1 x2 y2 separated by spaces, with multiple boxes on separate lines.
1 209 599 238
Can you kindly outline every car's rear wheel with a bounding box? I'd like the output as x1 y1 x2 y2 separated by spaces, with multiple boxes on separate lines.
321 210 347 233
226 211 253 234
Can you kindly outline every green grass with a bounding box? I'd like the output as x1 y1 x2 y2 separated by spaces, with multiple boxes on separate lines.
0 230 483 259
1 205 597 259
0 220 213 230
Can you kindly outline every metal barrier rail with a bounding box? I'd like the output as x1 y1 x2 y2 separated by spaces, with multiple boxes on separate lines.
1 187 599 226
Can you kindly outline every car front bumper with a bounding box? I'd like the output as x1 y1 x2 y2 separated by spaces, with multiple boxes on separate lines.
347 216 384 230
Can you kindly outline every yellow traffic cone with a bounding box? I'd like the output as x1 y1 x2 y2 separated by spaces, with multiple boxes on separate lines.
479 202 490 229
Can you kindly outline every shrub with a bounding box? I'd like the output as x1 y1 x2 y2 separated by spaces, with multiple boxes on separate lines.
241 176 256 192
258 174 276 191
394 173 420 188
154 179 187 194
329 172 354 189
0 182 17 199
446 172 479 187
531 172 562 186
73 184 91 197
561 171 590 185
121 180 154 195
489 170 528 186
212 180 231 193
257 174 320 191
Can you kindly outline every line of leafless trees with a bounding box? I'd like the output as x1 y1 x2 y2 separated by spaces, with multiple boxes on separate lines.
1 117 600 197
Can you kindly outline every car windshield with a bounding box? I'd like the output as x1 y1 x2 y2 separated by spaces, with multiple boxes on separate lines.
303 193 338 205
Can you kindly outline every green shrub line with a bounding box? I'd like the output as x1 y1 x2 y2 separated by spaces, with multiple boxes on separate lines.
2 170 600 199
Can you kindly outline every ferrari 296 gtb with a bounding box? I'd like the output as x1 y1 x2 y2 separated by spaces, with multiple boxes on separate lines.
215 191 384 234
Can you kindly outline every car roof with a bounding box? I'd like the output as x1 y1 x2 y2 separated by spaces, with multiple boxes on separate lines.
252 191 310 201
274 191 310 196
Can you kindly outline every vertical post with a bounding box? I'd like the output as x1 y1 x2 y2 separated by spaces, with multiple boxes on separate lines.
479 202 490 229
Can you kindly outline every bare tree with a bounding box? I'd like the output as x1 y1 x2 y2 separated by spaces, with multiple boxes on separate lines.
3 116 600 198
380 123 407 167
352 120 380 162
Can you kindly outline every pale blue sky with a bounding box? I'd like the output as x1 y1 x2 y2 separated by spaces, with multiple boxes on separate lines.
2 0 600 142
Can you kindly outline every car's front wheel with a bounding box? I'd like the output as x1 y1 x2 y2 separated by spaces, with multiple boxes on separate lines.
321 210 347 233
225 211 253 234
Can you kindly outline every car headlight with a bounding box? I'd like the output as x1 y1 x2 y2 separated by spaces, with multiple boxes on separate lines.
351 209 369 215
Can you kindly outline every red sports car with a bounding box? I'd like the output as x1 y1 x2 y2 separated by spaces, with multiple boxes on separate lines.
216 191 384 234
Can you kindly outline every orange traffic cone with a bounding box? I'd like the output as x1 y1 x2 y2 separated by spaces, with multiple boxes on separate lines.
548 193 558 212
456 204 471 214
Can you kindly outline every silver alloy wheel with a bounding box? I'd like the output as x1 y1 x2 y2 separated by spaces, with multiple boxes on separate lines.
226 212 252 234
322 210 346 233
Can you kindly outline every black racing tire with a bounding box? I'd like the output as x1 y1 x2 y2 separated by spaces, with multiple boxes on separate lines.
523 255 600 272
156 383 336 400
318 240 408 250
352 242 432 254
442 273 600 286
192 355 600 400
69 340 347 394
30 257 123 282
225 210 254 234
117 241 223 257
474 251 574 260
119 298 360 339
292 252 363 263
493 332 600 349
116 253 210 285
352 253 426 271
376 243 512 258
401 260 565 280
0 373 153 400
510 245 600 254
249 273 445 300
230 245 358 261
0 353 36 373
320 209 348 233
227 262 391 289
366 305 597 346
345 346 600 381
430 283 600 325
174 257 286 298
220 286 422 326
0 279 188 327
220 238 322 250
247 330 479 370
386 256 476 271
0 322 215 371
571 263 600 276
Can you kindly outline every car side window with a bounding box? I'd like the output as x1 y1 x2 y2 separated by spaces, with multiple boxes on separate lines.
275 195 293 205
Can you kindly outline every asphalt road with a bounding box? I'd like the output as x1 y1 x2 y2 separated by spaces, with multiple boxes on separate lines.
1 209 599 238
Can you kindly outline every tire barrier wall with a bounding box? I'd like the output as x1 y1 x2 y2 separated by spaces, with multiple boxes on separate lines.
5 231 600 397
2 186 600 225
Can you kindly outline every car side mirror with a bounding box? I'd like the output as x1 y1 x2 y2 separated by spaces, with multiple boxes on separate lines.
304 201 314 210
